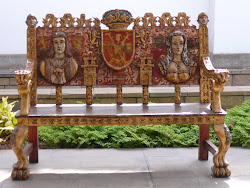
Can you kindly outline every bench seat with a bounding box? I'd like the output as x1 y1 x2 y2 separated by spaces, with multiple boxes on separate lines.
17 103 226 126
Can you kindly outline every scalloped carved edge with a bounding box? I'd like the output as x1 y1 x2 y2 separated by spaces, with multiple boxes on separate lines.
133 12 191 27
38 12 193 28
42 13 101 28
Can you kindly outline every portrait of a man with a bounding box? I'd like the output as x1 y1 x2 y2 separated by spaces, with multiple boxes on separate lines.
39 31 78 84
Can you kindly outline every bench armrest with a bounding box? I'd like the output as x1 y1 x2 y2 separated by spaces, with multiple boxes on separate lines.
201 57 229 112
15 63 33 115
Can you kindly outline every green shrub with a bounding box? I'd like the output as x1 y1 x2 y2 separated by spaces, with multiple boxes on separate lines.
224 100 250 147
37 100 250 148
38 124 218 148
0 97 18 143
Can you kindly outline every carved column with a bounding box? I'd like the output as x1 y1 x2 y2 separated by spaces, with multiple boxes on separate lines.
82 57 98 105
56 86 62 105
138 57 154 104
26 14 38 105
175 84 181 104
198 13 210 103
117 85 123 105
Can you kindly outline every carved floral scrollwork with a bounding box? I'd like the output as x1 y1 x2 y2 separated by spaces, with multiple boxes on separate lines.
43 14 58 27
133 12 191 27
93 17 101 27
60 13 75 27
175 12 191 26
88 30 101 48
159 12 174 26
142 13 157 27
133 17 141 27
76 14 86 27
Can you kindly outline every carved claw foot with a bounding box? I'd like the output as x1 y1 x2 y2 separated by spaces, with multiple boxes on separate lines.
212 123 232 177
211 165 231 177
11 126 30 180
11 168 30 180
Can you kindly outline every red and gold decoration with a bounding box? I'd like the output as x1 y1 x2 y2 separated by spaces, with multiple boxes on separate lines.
101 30 135 71
12 10 231 180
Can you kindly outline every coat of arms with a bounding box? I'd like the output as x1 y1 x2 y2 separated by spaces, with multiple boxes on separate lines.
101 30 135 70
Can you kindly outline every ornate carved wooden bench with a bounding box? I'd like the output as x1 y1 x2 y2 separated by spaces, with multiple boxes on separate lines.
11 10 231 180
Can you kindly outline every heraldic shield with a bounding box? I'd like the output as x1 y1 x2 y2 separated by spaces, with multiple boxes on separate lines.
101 30 135 71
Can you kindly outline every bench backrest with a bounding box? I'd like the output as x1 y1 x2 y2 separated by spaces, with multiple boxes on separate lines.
25 10 210 105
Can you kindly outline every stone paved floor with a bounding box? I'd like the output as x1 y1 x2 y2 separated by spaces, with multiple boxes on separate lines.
0 147 250 188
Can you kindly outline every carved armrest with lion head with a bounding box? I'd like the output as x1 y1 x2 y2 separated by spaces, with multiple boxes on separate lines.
201 57 229 112
15 70 32 115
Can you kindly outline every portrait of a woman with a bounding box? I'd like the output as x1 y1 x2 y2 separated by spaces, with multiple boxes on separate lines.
159 30 197 84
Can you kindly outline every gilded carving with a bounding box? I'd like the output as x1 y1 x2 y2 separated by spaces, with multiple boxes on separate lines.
202 57 229 112
11 126 29 180
93 17 101 27
85 18 92 27
43 14 58 27
86 86 93 105
101 30 135 71
175 12 190 26
76 14 85 27
26 14 38 27
15 70 32 115
117 85 123 105
138 57 154 85
82 57 98 86
159 12 174 26
198 13 210 103
212 124 231 177
159 30 197 84
142 13 156 27
56 86 62 105
88 30 101 48
60 13 75 27
136 30 149 48
197 12 209 27
15 70 31 85
17 115 225 126
142 85 149 104
200 68 210 103
101 9 134 30
39 31 78 85
133 17 141 27
175 85 181 104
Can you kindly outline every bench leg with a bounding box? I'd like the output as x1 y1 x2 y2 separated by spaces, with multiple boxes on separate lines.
11 126 30 180
211 123 231 177
28 126 39 163
199 124 210 160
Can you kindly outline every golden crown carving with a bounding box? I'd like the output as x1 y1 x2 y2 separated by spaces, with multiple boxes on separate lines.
101 9 134 30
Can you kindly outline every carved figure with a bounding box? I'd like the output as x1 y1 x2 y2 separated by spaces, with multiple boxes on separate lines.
26 14 38 27
39 31 78 84
159 30 197 83
197 12 209 26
